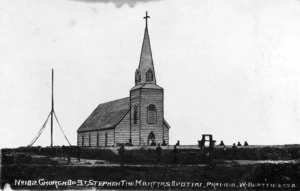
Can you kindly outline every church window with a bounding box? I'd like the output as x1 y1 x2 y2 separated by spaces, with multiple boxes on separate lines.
89 134 91 147
135 70 141 84
97 133 99 147
147 104 157 124
82 135 84 147
133 105 138 124
105 133 108 147
148 132 156 145
146 69 153 82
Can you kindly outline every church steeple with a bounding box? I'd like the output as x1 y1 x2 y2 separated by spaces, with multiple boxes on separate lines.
129 12 165 146
135 11 156 85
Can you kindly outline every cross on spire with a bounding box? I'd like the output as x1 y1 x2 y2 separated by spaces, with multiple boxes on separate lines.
143 11 150 28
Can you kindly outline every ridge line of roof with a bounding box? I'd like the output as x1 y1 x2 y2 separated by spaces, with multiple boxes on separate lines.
97 97 129 106
77 108 131 133
76 97 130 132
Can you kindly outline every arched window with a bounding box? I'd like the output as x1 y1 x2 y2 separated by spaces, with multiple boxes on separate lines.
146 69 153 82
148 132 156 145
135 70 141 84
133 105 138 124
147 104 157 124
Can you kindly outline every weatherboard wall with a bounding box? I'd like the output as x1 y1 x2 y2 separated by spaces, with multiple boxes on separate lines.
140 88 164 145
163 123 169 145
77 130 114 147
129 88 165 146
115 111 130 145
130 89 141 145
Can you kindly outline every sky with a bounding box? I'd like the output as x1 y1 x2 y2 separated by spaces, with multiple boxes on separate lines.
1 0 300 148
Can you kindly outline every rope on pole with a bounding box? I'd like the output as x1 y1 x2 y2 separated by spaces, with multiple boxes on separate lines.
53 111 72 146
28 112 51 147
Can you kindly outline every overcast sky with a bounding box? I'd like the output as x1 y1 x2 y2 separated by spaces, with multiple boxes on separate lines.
1 0 300 148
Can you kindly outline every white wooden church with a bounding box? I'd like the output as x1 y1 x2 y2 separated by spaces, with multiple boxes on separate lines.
77 12 171 147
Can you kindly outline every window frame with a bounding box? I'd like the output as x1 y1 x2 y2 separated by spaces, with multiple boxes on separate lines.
89 133 91 147
146 69 153 82
82 135 84 147
133 105 138 124
147 104 157 124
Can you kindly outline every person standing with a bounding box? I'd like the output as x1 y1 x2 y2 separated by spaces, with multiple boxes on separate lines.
219 141 225 146
118 145 125 167
77 146 81 162
156 144 162 163
232 143 237 159
173 145 178 164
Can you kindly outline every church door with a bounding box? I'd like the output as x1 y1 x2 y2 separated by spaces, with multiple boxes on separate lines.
148 132 156 145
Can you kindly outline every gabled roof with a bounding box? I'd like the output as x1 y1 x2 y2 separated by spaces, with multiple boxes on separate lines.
77 96 171 133
163 119 171 129
131 83 162 91
77 97 130 132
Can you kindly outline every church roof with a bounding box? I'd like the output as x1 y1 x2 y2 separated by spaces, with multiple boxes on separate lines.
131 83 162 91
163 119 171 129
77 97 130 132
77 96 171 132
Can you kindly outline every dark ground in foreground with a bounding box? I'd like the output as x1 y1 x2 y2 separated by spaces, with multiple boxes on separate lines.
1 147 300 190
1 154 300 190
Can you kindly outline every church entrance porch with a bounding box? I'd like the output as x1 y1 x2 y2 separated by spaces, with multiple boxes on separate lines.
148 132 156 146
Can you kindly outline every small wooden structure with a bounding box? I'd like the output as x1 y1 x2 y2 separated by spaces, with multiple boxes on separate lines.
198 134 216 165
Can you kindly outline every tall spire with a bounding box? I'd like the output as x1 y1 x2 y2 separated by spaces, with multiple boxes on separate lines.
136 11 156 84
